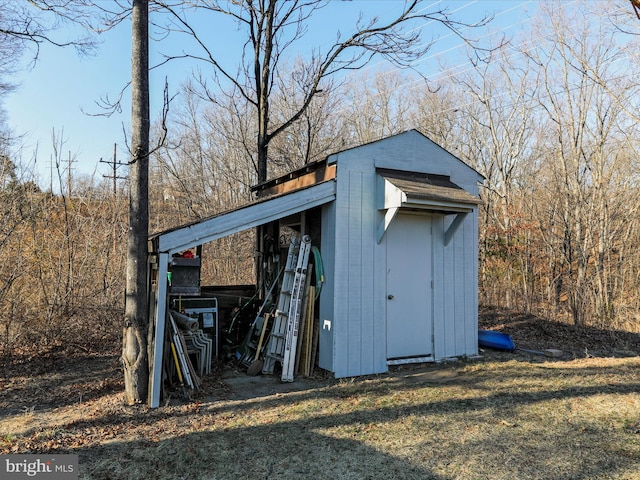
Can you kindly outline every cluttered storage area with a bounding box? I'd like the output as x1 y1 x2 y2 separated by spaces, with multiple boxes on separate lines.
147 130 483 408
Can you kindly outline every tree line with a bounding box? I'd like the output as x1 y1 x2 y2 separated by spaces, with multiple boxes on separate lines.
1 0 640 360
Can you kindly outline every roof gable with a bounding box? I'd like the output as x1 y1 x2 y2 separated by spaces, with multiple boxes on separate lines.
329 129 484 184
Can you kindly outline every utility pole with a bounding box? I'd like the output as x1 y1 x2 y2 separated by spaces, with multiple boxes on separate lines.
100 144 128 252
49 154 54 194
100 143 127 198
66 151 75 199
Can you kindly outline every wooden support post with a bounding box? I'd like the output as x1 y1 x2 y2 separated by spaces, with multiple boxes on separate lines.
149 252 169 408
444 212 469 246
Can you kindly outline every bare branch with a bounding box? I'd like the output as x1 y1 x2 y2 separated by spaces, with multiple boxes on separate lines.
148 0 494 181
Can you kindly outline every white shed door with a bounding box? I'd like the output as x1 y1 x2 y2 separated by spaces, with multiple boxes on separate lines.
386 213 433 359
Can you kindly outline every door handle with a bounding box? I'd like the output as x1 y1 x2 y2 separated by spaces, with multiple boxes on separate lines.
387 294 394 300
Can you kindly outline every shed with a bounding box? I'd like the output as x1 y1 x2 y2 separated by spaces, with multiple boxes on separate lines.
147 130 483 407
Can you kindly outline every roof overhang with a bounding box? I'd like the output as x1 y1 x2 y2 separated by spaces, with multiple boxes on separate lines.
148 179 336 408
376 169 481 244
151 179 336 255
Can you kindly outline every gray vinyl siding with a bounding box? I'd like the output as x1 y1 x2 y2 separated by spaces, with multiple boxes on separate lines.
328 130 481 377
318 201 336 373
433 212 479 360
332 162 388 378
432 215 446 360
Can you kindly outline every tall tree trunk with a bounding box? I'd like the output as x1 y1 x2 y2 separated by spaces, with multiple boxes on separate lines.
123 0 149 405
255 0 275 184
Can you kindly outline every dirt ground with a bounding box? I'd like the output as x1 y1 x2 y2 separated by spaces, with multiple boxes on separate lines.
478 305 640 358
2 305 639 418
1 305 639 477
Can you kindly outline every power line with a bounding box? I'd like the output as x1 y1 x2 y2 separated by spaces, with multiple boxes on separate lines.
318 0 538 109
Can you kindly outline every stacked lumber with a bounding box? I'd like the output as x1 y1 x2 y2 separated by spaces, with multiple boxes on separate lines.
296 285 318 377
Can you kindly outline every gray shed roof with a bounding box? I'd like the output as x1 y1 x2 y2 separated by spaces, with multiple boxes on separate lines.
150 180 336 255
377 168 481 215
384 175 480 207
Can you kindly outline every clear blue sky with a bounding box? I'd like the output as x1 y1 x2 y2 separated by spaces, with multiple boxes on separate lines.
5 1 541 192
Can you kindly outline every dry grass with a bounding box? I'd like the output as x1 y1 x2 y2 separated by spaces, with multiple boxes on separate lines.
2 307 639 479
1 349 639 480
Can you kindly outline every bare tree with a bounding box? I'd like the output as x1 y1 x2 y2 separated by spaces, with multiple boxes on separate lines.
518 0 640 326
0 1 100 161
450 43 539 310
0 139 128 356
0 0 98 62
334 69 419 147
152 0 490 183
267 65 345 171
0 156 35 354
